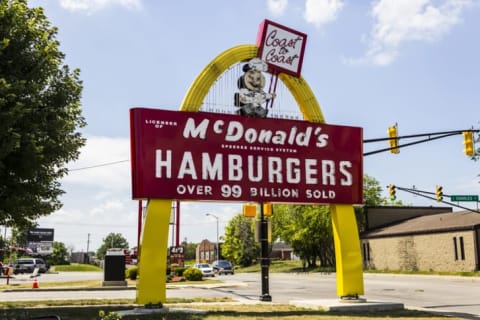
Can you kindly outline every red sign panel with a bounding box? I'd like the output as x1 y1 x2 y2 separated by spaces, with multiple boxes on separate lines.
256 19 307 77
130 108 363 204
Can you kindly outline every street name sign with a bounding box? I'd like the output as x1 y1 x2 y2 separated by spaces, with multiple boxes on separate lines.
450 195 479 202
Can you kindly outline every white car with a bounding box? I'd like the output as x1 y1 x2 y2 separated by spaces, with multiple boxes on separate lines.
193 263 215 277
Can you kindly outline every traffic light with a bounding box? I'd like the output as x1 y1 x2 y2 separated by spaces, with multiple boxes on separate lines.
463 131 474 156
388 184 396 201
435 185 443 202
388 125 400 154
263 202 273 217
243 203 257 218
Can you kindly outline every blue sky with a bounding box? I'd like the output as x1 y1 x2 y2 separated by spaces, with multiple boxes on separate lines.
29 0 480 252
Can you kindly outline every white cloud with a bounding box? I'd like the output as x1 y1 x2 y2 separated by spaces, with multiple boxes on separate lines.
58 0 142 13
37 197 139 251
363 0 473 66
267 0 288 16
90 199 125 215
303 0 344 28
37 136 245 251
63 136 131 191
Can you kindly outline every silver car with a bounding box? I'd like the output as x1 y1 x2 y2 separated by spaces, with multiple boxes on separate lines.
11 258 48 274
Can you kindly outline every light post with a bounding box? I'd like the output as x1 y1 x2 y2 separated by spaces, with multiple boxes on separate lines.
206 213 219 262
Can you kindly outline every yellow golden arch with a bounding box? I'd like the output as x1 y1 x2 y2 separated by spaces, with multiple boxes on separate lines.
136 44 364 305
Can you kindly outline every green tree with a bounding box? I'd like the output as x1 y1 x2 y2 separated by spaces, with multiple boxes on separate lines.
0 235 7 261
469 130 479 160
471 132 479 180
354 174 388 231
221 214 259 267
273 204 333 268
362 174 387 207
355 174 403 232
46 241 69 266
180 240 198 261
272 175 391 268
0 0 86 228
96 233 129 260
10 225 29 248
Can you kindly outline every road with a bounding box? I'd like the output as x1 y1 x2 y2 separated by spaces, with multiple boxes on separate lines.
2 272 480 319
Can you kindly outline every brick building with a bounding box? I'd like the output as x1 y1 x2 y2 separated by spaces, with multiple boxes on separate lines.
196 239 217 263
361 207 480 272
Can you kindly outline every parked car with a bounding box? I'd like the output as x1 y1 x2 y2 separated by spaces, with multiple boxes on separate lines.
193 263 215 277
212 260 234 275
9 258 49 274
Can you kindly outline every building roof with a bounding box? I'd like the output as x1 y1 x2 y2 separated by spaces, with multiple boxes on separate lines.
272 241 292 251
365 206 452 230
361 210 480 239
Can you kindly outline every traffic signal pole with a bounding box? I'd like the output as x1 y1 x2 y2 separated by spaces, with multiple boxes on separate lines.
364 130 468 156
259 202 272 302
394 185 480 214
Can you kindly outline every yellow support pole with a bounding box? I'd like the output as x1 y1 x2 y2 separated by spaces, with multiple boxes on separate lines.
136 199 171 305
330 204 364 297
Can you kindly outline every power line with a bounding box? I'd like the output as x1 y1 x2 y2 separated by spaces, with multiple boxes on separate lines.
69 159 129 171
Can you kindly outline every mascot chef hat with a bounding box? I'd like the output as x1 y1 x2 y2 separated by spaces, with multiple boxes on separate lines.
243 58 268 73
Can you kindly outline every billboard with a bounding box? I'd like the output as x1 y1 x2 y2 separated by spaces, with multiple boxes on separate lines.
130 108 363 204
27 228 54 242
26 228 54 256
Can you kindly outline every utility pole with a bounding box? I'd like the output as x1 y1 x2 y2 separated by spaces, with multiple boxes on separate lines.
86 233 90 264
86 233 90 252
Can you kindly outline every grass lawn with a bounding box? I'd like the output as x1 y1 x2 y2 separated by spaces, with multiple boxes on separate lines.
51 263 103 272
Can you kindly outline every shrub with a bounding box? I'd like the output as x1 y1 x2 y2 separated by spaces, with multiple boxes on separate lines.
174 267 186 276
99 310 122 320
125 266 138 280
183 267 202 281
